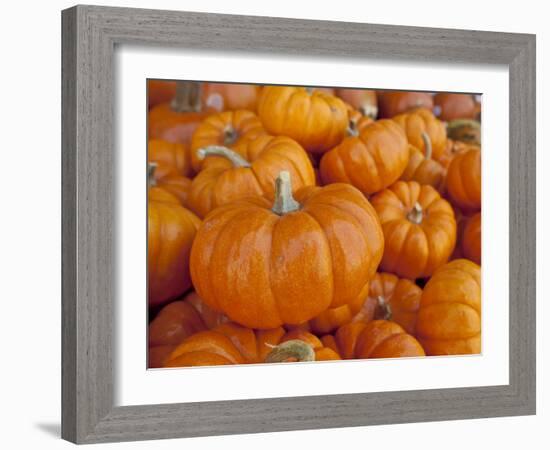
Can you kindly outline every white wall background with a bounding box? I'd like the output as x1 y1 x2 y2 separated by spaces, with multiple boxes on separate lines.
0 0 545 448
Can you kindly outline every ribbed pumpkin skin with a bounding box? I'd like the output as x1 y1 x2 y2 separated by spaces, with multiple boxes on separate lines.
319 119 409 195
438 139 479 169
378 91 434 118
332 320 425 359
433 93 477 121
148 139 193 177
186 135 316 218
371 181 457 280
257 86 348 154
190 110 266 172
392 108 447 160
462 212 482 265
416 259 481 355
163 323 340 367
148 196 201 308
400 145 445 191
151 163 191 206
190 183 384 329
446 148 482 212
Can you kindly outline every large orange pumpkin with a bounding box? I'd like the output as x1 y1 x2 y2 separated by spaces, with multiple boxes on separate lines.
370 181 456 279
202 83 261 112
186 135 316 218
336 88 378 119
400 133 445 191
325 320 425 359
462 212 481 265
319 119 409 195
392 108 447 160
163 323 340 367
148 139 193 178
190 110 265 172
148 186 201 308
377 91 434 118
257 86 348 154
445 147 481 212
148 81 212 145
433 93 478 121
190 171 384 329
416 259 481 355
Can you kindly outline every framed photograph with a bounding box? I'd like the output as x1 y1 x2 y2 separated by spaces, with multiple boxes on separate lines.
61 5 536 444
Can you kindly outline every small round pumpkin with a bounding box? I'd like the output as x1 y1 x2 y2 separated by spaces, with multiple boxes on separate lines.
445 147 481 212
446 119 481 146
377 91 434 118
186 135 316 218
416 259 481 355
148 139 193 177
330 320 425 359
400 133 445 191
148 81 212 145
462 212 481 265
319 119 409 195
202 83 261 112
370 181 457 279
149 163 191 206
392 108 447 160
190 110 266 172
433 93 478 121
438 139 479 169
148 186 201 308
257 86 348 154
336 88 378 119
190 171 384 329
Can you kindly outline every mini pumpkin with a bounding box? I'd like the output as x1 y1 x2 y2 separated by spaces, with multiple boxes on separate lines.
186 135 316 218
149 162 191 206
433 93 478 121
416 259 481 355
336 88 378 118
257 86 348 153
148 185 201 308
462 212 481 265
400 133 445 191
445 147 481 212
392 108 447 160
319 119 409 195
148 139 193 177
438 139 479 169
377 91 434 118
202 83 261 112
370 181 456 280
190 171 384 329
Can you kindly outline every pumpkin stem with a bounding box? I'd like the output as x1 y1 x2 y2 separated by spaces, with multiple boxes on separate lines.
446 119 481 146
421 132 432 160
197 146 251 168
407 202 423 225
265 340 315 363
223 126 238 146
305 87 314 94
376 296 392 321
359 103 378 120
148 162 158 187
171 81 202 113
272 171 301 215
346 119 359 137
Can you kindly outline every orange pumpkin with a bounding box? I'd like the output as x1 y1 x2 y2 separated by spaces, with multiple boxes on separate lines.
446 119 481 146
416 259 481 355
345 105 375 135
328 320 425 359
257 86 348 154
190 171 384 329
163 322 340 367
377 91 434 118
148 185 201 308
186 135 316 218
148 80 177 109
149 163 191 206
336 88 378 118
148 81 212 145
462 212 481 265
400 133 445 191
319 119 409 195
190 110 265 172
438 139 479 169
148 139 193 178
370 181 456 279
433 93 478 121
445 147 481 212
393 108 447 160
202 83 261 112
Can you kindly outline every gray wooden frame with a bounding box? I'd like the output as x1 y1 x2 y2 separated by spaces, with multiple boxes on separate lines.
61 4 536 444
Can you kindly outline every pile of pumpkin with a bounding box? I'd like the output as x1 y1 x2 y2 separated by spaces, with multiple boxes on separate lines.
147 80 482 368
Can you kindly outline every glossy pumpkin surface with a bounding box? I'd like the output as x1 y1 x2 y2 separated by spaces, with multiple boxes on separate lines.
445 147 481 212
433 93 478 121
462 212 481 265
400 136 445 191
148 139 193 177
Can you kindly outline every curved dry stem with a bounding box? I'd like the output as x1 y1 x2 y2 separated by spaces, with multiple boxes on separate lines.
265 340 315 363
421 132 433 160
407 202 423 225
197 146 251 168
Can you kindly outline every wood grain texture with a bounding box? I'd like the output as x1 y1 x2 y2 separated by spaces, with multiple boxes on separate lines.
61 4 536 444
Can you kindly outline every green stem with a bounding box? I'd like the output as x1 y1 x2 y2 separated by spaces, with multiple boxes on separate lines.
265 340 315 363
271 171 301 215
197 146 251 167
407 202 423 225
